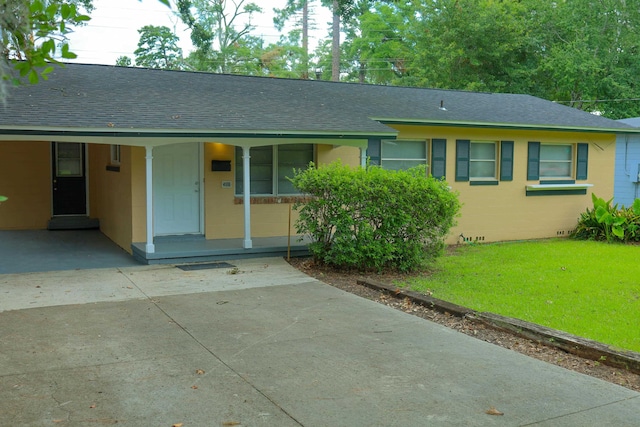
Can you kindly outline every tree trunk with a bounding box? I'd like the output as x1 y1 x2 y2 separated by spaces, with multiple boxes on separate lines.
331 0 340 81
302 1 309 79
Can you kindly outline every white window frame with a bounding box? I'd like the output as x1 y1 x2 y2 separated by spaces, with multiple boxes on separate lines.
380 139 428 170
540 143 573 179
469 141 497 180
235 144 314 196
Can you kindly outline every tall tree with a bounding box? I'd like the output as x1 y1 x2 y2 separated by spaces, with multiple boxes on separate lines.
314 0 393 82
176 0 262 73
339 0 411 84
321 0 358 81
273 0 314 79
134 25 183 69
259 32 309 78
328 0 340 80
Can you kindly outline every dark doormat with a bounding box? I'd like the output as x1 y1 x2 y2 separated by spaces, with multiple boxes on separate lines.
177 262 236 271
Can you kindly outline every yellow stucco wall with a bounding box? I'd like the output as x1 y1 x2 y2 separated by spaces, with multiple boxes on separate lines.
0 129 617 251
200 142 361 240
130 146 147 244
203 143 298 239
392 125 615 244
88 144 134 252
0 141 51 229
128 133 613 245
316 144 361 166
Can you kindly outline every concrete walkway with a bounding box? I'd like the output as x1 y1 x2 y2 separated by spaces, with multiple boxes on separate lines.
1 258 639 426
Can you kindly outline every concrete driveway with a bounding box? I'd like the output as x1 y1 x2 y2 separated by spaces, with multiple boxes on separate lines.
1 258 639 426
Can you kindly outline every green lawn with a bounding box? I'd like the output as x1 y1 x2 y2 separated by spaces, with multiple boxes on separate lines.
404 239 640 353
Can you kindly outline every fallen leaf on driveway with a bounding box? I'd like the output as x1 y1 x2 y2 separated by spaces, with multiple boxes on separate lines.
485 406 504 416
172 423 184 427
222 422 241 426
195 369 205 375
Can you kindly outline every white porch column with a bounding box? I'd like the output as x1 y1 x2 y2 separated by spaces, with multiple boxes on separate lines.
360 146 367 168
145 146 155 253
242 146 253 249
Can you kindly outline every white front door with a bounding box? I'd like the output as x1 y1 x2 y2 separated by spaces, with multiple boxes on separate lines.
153 143 201 236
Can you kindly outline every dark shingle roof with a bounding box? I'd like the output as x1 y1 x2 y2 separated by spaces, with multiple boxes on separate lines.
0 63 634 138
619 118 640 127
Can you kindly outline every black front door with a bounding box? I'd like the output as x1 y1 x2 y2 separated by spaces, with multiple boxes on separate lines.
52 142 87 215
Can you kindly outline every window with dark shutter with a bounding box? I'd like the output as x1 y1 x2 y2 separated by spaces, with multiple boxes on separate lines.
455 139 470 181
431 139 446 179
576 143 589 180
527 142 540 181
500 141 514 181
367 139 381 166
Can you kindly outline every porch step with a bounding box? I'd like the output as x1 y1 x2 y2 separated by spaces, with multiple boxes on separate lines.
131 245 310 265
154 234 205 243
131 237 310 265
48 216 100 230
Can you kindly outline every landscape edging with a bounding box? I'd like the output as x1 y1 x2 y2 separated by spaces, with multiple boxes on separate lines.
358 278 640 375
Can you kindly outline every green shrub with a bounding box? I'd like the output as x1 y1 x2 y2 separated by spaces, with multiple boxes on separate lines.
572 194 640 242
290 162 460 272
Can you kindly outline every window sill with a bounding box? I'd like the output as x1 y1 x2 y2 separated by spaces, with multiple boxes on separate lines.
526 183 593 196
470 180 498 186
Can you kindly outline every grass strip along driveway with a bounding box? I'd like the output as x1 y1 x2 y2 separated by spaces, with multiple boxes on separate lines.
404 239 640 353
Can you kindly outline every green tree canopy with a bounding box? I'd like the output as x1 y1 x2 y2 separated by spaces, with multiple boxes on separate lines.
115 55 132 67
1 0 92 94
134 25 183 69
331 0 640 118
176 0 262 73
1 0 170 100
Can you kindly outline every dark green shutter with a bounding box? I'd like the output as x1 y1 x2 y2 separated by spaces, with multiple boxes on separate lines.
527 142 540 181
455 139 470 181
431 139 446 179
367 138 381 166
500 141 514 181
576 143 588 180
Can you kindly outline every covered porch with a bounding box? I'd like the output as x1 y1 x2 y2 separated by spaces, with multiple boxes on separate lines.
0 229 310 274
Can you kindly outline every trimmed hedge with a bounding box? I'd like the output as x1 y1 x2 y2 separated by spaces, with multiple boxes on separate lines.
290 162 460 272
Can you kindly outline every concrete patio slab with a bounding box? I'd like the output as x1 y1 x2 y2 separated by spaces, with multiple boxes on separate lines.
0 257 317 312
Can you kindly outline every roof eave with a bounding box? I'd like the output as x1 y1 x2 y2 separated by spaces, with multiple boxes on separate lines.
373 118 639 134
0 126 398 146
